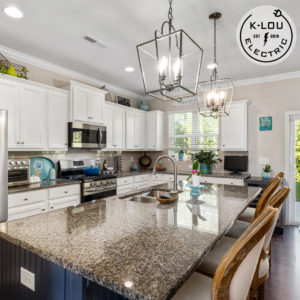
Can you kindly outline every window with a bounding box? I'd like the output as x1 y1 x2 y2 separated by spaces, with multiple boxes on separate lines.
168 110 219 159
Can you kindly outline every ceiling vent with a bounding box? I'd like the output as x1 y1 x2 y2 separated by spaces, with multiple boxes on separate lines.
81 34 109 49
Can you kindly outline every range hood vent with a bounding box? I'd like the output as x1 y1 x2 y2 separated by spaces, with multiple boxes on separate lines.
82 35 109 49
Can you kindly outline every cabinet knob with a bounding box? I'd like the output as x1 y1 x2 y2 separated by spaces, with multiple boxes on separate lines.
24 198 28 201
22 142 24 144
65 143 67 146
125 181 127 183
65 191 68 193
153 146 155 147
42 209 45 211
17 142 20 144
91 117 93 119
223 145 225 146
51 207 53 209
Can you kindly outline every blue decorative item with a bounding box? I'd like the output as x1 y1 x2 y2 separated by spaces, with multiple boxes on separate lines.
131 164 137 170
138 100 149 111
178 152 184 161
30 157 55 180
200 163 211 174
186 184 205 196
83 166 99 176
49 168 56 180
262 172 270 180
259 116 272 131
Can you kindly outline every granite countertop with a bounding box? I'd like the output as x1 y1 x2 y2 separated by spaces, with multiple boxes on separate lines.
117 169 251 180
0 182 261 300
8 179 80 195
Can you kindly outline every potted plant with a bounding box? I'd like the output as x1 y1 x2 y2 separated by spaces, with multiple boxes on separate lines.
187 161 205 187
178 150 184 161
262 164 272 180
191 150 222 174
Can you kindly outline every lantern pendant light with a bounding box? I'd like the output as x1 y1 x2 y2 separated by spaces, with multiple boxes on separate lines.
198 13 234 118
136 0 203 102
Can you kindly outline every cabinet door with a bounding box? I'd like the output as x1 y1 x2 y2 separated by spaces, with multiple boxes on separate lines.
20 84 45 149
0 79 20 148
126 110 135 150
105 105 114 149
113 107 125 150
135 112 145 150
90 91 105 124
72 86 90 122
146 113 156 150
221 103 247 151
48 91 68 149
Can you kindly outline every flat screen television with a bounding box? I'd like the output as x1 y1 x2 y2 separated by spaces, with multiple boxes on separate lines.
224 156 248 174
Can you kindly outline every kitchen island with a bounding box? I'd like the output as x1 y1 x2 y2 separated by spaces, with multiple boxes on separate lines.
0 182 261 300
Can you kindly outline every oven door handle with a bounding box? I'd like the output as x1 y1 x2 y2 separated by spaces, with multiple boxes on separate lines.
86 185 116 192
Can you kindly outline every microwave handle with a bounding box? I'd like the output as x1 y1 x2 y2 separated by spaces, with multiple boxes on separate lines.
97 128 101 146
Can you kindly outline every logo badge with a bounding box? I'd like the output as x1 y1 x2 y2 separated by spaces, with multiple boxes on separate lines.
237 6 297 65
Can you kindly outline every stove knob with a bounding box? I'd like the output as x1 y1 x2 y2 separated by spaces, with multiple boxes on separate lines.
98 181 102 185
10 161 15 165
102 180 107 185
22 161 27 165
16 161 21 165
95 182 100 185
90 183 94 187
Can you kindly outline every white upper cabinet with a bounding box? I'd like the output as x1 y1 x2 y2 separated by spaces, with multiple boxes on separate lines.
20 84 45 149
73 85 90 122
146 111 165 151
0 78 20 149
105 103 125 150
47 90 68 150
221 100 248 151
57 81 106 125
126 110 145 150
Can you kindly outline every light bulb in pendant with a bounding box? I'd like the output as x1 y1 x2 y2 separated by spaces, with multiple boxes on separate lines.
173 58 180 80
220 91 225 99
215 94 220 105
159 57 167 76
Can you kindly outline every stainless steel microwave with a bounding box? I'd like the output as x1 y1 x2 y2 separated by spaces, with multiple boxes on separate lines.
68 122 106 149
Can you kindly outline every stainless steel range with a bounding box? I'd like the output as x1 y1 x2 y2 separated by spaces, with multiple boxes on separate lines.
58 159 117 203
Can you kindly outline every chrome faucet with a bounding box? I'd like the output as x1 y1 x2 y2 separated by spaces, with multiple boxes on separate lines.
153 155 177 192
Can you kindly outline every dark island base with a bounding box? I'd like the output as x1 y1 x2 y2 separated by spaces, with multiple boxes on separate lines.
0 238 126 300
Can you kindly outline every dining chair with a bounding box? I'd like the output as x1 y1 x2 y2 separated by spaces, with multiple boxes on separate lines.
237 176 282 223
172 207 277 300
225 184 286 239
196 188 290 299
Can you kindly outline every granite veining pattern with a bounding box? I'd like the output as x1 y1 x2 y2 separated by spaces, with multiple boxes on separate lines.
8 179 80 194
0 182 261 300
116 169 251 180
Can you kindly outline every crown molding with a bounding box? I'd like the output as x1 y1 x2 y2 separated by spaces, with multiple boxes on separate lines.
0 44 148 101
1 44 299 102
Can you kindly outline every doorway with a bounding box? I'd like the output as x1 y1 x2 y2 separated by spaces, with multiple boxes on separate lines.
285 111 300 225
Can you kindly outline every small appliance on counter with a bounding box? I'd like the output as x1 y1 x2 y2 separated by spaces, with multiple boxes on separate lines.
8 158 30 187
58 159 117 203
114 155 123 173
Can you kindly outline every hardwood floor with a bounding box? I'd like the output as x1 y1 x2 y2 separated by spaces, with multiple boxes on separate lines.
265 226 300 299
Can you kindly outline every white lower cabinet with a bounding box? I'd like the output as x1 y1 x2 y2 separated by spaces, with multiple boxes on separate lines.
201 177 244 186
8 184 81 221
117 175 150 195
117 184 134 195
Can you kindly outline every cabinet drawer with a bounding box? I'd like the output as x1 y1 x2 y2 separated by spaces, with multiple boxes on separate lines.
49 184 80 200
152 174 163 181
151 180 164 186
48 195 80 212
178 175 188 181
117 184 134 195
135 174 149 183
8 190 47 208
201 177 217 184
134 182 149 190
163 174 174 182
219 178 244 186
117 176 134 186
8 202 47 221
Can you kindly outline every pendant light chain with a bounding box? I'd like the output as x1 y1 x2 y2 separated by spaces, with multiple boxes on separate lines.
168 0 173 24
214 19 217 64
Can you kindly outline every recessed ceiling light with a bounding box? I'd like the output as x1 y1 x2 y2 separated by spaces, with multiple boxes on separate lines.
125 67 134 72
4 7 23 18
207 63 218 69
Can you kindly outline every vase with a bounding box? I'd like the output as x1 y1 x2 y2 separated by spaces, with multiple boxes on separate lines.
7 65 17 77
262 172 270 180
192 174 201 187
178 153 184 161
200 163 211 174
131 164 137 171
138 100 149 111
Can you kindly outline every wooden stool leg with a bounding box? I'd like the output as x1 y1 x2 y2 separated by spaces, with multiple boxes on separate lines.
259 283 265 300
269 243 272 270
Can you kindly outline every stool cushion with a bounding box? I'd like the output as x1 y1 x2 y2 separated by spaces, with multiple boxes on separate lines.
225 220 250 239
238 207 255 223
171 273 212 300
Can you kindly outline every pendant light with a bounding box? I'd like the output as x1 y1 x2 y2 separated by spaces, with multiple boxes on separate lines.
198 13 234 118
136 0 203 102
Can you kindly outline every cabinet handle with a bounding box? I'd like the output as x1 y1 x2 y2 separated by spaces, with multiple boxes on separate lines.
24 198 28 201
42 209 45 211
51 207 53 209
65 191 68 193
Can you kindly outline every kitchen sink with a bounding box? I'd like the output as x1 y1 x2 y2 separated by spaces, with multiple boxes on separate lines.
142 190 183 197
127 195 158 203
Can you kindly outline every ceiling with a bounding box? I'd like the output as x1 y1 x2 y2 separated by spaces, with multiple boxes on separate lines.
0 0 299 97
